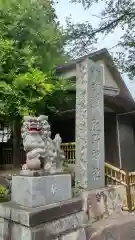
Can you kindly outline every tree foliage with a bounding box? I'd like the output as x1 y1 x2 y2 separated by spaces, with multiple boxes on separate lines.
64 18 97 58
0 68 69 118
0 0 70 119
69 0 135 80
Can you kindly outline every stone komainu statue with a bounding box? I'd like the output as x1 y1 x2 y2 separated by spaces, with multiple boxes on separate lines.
21 115 65 174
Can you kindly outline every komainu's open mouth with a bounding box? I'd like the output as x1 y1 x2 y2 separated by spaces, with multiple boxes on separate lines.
28 122 41 132
28 127 40 132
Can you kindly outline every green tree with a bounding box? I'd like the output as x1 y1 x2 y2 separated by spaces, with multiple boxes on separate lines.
64 18 97 58
0 0 69 117
69 0 135 80
0 0 70 166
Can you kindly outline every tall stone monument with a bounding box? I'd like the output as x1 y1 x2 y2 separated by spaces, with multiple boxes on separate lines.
75 59 104 190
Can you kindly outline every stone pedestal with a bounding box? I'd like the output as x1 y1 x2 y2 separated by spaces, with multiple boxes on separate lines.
0 198 86 240
0 173 88 240
12 174 72 207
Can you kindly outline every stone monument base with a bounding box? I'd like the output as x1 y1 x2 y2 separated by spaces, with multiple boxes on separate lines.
0 198 85 240
11 174 72 208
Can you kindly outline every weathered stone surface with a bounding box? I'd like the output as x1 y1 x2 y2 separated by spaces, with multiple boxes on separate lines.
7 211 85 240
4 212 135 240
0 211 86 240
60 228 86 240
60 231 78 240
31 211 86 239
77 228 86 240
11 224 32 240
0 198 82 227
75 59 104 190
106 185 124 214
82 186 123 222
12 174 71 207
20 169 45 176
0 217 9 240
88 214 135 240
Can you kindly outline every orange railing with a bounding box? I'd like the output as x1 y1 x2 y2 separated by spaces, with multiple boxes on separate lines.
61 142 75 164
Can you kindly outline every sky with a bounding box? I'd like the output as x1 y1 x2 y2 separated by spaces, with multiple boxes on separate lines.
55 0 135 98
